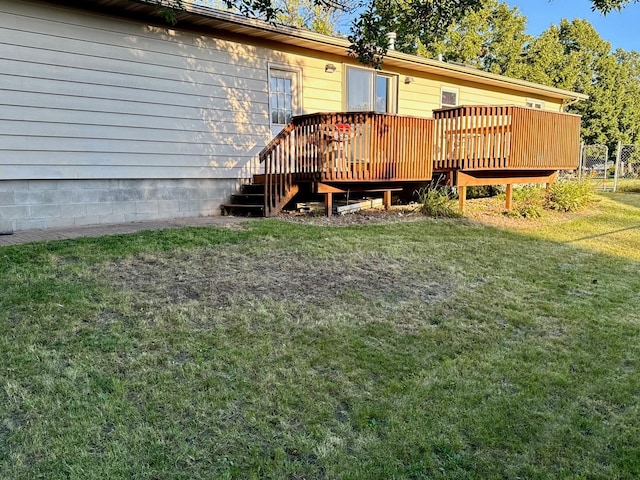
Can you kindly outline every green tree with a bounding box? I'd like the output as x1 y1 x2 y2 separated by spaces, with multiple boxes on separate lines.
420 0 530 77
613 49 640 144
275 0 343 34
590 0 639 12
522 26 578 89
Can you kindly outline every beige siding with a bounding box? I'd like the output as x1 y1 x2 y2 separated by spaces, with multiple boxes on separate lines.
0 0 340 180
398 73 564 118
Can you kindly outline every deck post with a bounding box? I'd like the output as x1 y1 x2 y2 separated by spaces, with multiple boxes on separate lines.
458 186 467 213
325 192 333 217
383 190 392 210
505 184 513 211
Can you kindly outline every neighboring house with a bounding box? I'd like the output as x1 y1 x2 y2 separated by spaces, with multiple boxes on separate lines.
0 0 587 231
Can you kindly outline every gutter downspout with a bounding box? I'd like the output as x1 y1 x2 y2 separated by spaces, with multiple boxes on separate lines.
562 97 582 112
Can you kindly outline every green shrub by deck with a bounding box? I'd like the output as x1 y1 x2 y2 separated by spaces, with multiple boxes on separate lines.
547 180 595 212
506 186 546 218
415 187 461 218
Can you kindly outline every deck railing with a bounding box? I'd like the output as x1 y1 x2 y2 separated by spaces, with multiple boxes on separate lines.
433 106 581 171
259 112 434 214
259 107 581 214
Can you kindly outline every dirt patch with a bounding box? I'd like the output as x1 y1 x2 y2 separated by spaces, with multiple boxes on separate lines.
100 243 453 311
276 204 426 226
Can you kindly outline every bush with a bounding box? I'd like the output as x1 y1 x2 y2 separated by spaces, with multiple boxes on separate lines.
548 180 595 212
506 186 545 218
415 187 461 218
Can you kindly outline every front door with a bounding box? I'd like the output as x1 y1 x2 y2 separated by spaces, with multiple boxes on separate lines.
269 68 299 137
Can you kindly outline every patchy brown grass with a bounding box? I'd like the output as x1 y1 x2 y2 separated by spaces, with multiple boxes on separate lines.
101 242 455 318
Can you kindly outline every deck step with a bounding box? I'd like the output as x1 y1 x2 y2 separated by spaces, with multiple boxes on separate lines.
239 184 266 195
220 203 264 216
231 193 264 200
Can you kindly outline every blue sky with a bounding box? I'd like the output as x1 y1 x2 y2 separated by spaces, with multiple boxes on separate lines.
504 0 640 52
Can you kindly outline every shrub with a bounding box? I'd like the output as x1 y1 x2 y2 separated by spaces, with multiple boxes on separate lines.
506 186 545 218
415 187 461 218
547 180 595 212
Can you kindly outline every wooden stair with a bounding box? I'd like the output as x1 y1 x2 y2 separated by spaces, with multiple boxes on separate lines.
221 175 299 217
220 182 265 217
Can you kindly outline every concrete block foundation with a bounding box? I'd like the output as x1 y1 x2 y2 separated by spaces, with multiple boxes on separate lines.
0 178 240 232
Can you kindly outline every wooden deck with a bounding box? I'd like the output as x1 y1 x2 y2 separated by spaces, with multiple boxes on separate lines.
433 105 581 172
246 107 581 216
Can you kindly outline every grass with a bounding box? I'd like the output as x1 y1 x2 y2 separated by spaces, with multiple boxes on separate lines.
616 179 640 193
2 193 640 479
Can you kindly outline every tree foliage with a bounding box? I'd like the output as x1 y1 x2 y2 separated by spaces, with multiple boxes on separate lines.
419 0 530 77
590 0 639 13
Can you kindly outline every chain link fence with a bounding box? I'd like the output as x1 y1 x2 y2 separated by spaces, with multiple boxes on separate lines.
578 143 613 190
613 143 640 192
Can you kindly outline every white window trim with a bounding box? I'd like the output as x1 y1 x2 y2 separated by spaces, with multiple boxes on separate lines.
526 98 544 109
440 87 459 108
344 65 398 113
267 63 302 128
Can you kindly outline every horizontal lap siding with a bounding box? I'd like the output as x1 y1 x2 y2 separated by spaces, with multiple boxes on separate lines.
399 73 564 118
0 0 283 180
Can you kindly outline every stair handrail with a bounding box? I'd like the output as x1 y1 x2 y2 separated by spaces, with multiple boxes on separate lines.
258 122 295 162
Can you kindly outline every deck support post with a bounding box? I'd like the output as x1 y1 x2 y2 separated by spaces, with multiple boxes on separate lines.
458 186 467 213
383 190 392 210
545 182 552 195
325 192 333 217
505 184 513 211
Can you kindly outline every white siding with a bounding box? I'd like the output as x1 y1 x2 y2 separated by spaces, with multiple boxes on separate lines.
0 0 278 180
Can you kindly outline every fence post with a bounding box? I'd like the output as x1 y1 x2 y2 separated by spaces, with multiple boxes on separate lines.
613 141 622 193
578 142 584 180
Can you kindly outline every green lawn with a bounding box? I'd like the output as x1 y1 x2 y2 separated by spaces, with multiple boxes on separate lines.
2 193 640 479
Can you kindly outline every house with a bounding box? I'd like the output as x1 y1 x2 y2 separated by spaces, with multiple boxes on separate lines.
0 0 587 231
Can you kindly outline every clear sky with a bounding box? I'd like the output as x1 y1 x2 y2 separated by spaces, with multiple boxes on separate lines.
504 0 640 52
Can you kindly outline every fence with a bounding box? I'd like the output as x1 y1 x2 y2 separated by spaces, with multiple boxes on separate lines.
613 143 640 192
578 143 611 189
577 142 640 192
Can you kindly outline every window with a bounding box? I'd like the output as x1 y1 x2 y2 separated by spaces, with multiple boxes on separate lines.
526 99 544 109
270 75 293 125
346 66 395 113
268 67 300 128
441 87 458 108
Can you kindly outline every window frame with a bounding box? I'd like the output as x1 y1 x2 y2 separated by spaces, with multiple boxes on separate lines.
267 64 302 130
345 65 397 113
440 87 459 108
526 98 544 110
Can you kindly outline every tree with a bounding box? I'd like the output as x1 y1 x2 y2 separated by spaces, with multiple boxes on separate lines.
419 0 530 77
275 0 343 34
196 0 352 34
590 0 639 13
